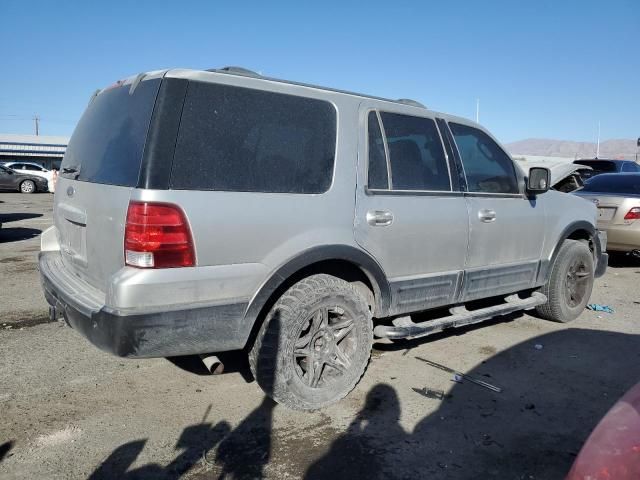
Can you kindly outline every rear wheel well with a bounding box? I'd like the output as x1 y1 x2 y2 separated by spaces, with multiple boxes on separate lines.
244 260 377 351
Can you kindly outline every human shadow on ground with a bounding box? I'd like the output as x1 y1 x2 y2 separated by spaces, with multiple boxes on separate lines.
88 323 640 478
88 315 280 480
305 328 640 479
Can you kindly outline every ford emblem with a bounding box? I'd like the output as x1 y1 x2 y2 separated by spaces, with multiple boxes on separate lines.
67 186 75 197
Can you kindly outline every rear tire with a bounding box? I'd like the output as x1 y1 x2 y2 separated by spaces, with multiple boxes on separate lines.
19 180 36 194
536 240 594 322
249 274 373 410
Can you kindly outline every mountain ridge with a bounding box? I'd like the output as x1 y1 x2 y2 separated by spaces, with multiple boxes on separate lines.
505 138 638 159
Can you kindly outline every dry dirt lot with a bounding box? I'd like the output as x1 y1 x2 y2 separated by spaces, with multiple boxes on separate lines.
1 192 639 480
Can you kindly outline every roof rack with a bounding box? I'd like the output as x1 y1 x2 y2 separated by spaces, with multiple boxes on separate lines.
396 98 427 109
207 66 262 78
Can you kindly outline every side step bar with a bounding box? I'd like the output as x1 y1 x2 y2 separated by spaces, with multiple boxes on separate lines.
373 292 547 340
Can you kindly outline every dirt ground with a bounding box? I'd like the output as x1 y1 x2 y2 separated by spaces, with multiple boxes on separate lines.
1 192 639 480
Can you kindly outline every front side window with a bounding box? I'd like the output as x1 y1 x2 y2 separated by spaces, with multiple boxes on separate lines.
379 112 451 191
449 123 519 194
171 82 336 194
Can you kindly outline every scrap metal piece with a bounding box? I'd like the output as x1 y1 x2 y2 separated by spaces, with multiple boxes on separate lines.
415 357 502 393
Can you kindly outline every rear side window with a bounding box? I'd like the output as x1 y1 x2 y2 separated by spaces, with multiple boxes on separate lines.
622 162 640 173
583 175 640 194
449 123 519 194
378 112 451 191
62 79 161 186
171 82 336 193
367 111 389 189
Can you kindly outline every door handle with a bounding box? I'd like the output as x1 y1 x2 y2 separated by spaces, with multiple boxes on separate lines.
366 210 394 227
478 209 496 223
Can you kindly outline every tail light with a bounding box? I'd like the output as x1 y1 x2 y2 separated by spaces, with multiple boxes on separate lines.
124 201 195 268
623 207 640 221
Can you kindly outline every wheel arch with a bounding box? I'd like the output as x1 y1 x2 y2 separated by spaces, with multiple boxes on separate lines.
538 220 599 284
242 245 391 350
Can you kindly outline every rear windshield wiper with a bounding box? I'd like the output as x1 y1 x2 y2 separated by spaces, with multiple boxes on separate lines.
61 166 81 179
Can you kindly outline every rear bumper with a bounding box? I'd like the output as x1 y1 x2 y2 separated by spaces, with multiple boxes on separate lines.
39 251 251 358
602 224 640 252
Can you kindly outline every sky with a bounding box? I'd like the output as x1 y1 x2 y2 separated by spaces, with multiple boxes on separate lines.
0 0 638 144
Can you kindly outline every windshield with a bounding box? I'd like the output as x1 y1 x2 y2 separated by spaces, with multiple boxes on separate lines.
61 78 161 187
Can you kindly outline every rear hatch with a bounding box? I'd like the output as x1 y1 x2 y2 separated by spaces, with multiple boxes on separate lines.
55 76 161 292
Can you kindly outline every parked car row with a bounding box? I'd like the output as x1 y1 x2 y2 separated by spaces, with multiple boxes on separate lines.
573 158 640 179
0 165 49 193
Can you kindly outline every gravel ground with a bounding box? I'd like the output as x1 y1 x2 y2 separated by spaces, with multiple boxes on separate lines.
1 192 639 479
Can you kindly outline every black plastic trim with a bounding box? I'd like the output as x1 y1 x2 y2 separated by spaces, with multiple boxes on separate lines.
138 77 188 190
242 245 392 339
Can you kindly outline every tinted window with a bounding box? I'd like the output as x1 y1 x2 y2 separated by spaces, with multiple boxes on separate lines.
379 112 450 191
449 123 518 194
582 174 640 195
23 164 40 171
61 78 161 186
367 111 388 189
621 162 640 173
171 82 336 193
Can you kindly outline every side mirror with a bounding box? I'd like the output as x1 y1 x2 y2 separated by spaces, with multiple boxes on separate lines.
527 167 550 195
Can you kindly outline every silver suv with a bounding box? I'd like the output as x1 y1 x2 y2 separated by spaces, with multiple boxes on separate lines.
40 67 607 410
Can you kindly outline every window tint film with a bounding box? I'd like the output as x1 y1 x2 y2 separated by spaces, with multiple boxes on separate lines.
583 175 640 195
171 82 336 193
449 123 518 194
379 112 450 191
367 111 388 189
62 78 161 186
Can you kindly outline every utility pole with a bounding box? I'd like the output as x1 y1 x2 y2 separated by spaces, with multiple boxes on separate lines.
595 121 600 158
476 98 480 123
636 137 639 163
33 115 40 136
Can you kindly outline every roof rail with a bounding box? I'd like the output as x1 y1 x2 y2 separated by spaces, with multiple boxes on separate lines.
207 66 262 78
396 98 427 109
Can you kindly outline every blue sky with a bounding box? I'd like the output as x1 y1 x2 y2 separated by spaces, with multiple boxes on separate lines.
1 0 638 143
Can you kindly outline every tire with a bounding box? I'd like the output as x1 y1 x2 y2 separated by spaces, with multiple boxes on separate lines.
536 240 594 322
249 274 373 410
19 180 36 194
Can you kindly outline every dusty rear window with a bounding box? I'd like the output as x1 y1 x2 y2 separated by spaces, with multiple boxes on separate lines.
61 78 161 186
170 81 336 193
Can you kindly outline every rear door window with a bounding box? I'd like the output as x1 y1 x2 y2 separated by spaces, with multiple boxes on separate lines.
171 82 337 193
367 111 389 189
378 112 451 191
61 78 161 186
449 123 519 194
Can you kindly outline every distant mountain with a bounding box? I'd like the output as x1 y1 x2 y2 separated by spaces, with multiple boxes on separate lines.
505 138 638 159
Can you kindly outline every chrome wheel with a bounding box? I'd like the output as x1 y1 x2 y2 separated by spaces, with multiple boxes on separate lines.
294 305 356 389
20 180 35 193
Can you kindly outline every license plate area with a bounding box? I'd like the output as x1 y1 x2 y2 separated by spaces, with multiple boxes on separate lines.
62 219 88 268
597 207 616 222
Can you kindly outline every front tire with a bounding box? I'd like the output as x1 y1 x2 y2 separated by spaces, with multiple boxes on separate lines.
19 180 36 194
536 240 594 322
249 274 373 410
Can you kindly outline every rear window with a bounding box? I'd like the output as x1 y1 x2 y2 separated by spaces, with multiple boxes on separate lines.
582 174 640 195
61 78 161 186
171 81 336 193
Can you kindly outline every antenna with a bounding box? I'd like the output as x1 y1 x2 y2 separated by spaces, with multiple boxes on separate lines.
476 99 480 123
596 121 600 158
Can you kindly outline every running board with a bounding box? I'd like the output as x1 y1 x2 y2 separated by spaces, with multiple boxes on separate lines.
373 292 547 340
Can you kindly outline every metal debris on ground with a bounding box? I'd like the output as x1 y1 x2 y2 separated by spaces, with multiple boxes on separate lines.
586 304 614 313
415 357 503 393
412 387 445 400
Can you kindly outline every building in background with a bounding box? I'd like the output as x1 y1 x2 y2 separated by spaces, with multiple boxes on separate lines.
0 133 68 170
